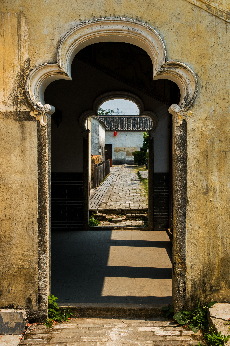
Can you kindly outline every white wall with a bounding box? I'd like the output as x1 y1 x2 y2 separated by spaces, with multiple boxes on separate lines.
105 131 143 164
91 118 105 158
105 112 170 171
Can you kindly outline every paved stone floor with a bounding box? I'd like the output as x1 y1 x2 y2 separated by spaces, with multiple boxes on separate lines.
89 165 148 227
18 165 200 345
19 317 203 345
90 165 147 210
51 230 172 306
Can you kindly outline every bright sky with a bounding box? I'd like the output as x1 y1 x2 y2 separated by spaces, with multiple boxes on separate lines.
100 99 139 115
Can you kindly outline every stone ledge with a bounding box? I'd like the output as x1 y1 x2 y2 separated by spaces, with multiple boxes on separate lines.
209 303 230 345
59 303 166 319
0 309 27 335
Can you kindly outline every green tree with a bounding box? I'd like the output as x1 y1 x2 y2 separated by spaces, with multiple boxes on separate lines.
133 132 149 166
97 107 123 115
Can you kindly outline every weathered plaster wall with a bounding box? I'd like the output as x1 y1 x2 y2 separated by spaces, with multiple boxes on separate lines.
105 131 143 164
0 0 229 311
0 12 40 314
0 115 38 311
91 118 105 158
97 111 171 170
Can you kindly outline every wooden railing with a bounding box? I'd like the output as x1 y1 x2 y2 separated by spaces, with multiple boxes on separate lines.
92 159 110 188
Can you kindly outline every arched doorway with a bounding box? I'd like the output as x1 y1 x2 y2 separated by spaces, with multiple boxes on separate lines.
88 96 151 229
26 18 197 315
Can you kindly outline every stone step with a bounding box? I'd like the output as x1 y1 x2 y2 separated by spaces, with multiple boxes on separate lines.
19 317 204 345
59 303 165 319
95 213 147 222
90 208 148 214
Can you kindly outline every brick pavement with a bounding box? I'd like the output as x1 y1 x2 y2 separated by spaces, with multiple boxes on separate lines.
20 317 203 345
90 165 147 211
89 165 148 227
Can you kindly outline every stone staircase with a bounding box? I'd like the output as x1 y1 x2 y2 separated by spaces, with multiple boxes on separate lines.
92 209 148 228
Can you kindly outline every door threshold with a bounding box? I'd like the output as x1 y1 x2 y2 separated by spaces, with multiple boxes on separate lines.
59 302 170 319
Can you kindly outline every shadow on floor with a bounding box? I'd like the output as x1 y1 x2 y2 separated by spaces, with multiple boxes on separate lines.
51 230 172 306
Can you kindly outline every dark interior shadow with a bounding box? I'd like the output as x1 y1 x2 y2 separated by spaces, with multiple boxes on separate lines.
51 230 172 305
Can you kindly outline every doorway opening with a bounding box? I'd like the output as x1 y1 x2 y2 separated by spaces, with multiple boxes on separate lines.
88 97 150 229
45 42 180 233
44 41 180 306
27 17 197 314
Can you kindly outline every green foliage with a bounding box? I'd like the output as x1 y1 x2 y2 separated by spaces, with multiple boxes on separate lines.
174 303 211 332
173 302 230 346
89 214 100 226
133 132 150 166
137 171 148 195
45 295 73 327
97 108 115 115
97 107 123 115
142 132 150 151
204 330 230 346
133 150 146 165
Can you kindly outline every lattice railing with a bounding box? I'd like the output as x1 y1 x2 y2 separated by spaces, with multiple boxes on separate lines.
97 116 154 131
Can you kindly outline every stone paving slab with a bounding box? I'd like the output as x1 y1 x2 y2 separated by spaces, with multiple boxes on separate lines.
139 170 148 179
90 165 147 211
20 317 203 345
0 335 22 345
51 230 172 306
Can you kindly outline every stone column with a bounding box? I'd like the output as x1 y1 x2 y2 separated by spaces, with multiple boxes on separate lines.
169 105 188 312
37 118 51 320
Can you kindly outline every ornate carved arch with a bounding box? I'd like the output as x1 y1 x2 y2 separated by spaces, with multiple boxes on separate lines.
31 17 198 312
26 17 198 125
79 91 158 132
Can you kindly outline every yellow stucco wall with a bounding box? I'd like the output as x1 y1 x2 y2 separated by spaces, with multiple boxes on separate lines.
0 0 229 310
0 12 39 312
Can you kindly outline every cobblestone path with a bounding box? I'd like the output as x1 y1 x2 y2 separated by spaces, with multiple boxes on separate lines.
89 165 148 227
90 165 147 210
20 317 203 345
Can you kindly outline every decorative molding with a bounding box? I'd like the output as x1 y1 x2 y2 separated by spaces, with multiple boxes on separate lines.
26 64 70 124
155 61 198 111
79 110 95 132
26 17 198 125
80 92 158 132
185 0 230 22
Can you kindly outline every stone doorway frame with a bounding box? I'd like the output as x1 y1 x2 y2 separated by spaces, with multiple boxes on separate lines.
25 17 198 316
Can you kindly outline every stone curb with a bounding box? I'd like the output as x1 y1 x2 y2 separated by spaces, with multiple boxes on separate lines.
59 303 165 319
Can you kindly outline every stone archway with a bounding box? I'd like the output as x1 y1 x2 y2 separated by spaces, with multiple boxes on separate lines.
79 91 159 231
26 17 198 315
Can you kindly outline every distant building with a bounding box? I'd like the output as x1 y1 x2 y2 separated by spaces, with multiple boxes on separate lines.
97 115 153 165
91 118 105 159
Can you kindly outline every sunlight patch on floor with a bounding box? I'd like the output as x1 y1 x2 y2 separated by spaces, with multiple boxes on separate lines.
102 277 172 297
107 246 171 268
111 230 170 241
